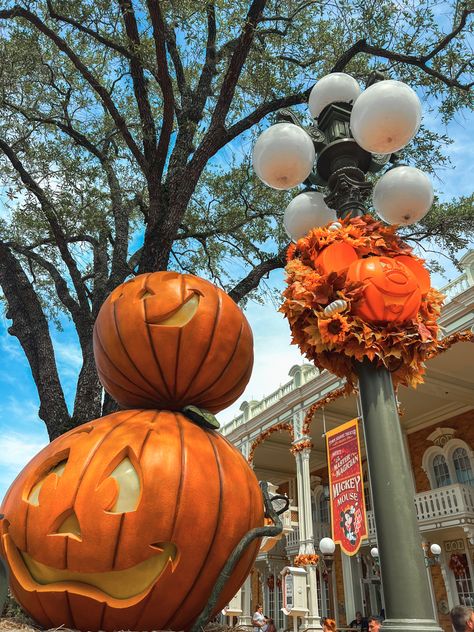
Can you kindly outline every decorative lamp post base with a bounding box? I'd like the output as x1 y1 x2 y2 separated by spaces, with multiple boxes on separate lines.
381 619 444 632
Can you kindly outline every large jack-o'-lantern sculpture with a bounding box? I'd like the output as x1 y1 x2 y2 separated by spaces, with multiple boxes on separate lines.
1 271 264 632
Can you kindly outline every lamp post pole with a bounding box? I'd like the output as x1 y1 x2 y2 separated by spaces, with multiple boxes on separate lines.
310 98 442 632
357 361 439 632
252 72 442 632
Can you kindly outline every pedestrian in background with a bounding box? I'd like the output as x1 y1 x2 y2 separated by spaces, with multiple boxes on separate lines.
450 605 474 632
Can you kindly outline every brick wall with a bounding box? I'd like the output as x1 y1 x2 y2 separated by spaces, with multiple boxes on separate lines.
407 409 474 493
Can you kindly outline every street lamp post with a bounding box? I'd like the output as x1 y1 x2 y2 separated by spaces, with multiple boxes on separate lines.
319 537 336 619
252 72 442 632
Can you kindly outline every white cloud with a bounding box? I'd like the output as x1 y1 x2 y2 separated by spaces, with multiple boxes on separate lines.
0 429 49 499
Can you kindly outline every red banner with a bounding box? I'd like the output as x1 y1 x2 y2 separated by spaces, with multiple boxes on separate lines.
326 418 368 556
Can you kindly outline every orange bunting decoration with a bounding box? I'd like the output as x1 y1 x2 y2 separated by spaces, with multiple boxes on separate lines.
0 409 264 632
93 271 253 413
280 215 444 388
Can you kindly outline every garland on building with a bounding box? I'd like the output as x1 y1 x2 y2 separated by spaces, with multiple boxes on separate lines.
294 553 319 567
248 422 294 464
302 383 354 435
290 438 314 455
280 215 444 389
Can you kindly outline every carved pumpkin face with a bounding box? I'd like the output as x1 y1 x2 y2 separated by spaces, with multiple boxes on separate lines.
346 256 422 323
93 272 253 413
0 410 263 632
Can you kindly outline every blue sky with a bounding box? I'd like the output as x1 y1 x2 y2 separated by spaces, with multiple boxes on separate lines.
0 96 473 502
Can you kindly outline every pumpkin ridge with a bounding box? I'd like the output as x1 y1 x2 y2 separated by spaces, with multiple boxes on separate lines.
94 317 158 400
173 326 183 401
112 301 170 400
178 290 222 403
65 590 76 630
143 309 174 403
97 601 107 631
186 319 245 404
95 367 159 407
110 513 126 571
170 413 185 538
164 428 224 630
197 344 254 410
33 590 55 629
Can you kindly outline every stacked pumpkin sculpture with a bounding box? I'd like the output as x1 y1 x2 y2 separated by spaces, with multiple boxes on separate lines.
281 215 444 388
0 272 264 632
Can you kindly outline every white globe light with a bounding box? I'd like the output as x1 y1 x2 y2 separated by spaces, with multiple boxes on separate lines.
430 543 441 556
373 166 434 225
370 547 379 559
283 192 337 241
252 123 315 190
350 80 422 153
319 537 336 555
309 73 361 119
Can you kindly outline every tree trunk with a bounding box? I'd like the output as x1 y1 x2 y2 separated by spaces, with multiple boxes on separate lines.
0 242 71 440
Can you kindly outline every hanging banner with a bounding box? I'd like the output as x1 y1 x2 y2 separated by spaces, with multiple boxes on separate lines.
326 418 368 555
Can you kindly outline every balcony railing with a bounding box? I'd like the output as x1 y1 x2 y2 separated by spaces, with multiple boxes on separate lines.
285 484 474 553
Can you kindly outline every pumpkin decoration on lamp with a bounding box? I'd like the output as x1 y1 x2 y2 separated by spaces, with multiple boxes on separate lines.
1 272 264 632
281 214 444 388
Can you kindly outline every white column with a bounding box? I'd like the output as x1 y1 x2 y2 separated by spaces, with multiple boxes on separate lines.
294 442 322 630
239 575 253 626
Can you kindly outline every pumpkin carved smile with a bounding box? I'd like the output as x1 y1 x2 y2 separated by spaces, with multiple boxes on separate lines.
144 291 201 327
4 533 177 601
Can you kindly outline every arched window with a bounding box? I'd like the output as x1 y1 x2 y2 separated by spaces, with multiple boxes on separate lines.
454 448 474 485
433 454 451 487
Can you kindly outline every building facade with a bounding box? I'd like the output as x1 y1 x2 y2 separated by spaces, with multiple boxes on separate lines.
222 250 474 632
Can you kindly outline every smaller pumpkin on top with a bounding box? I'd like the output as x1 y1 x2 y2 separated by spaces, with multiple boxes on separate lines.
93 271 253 413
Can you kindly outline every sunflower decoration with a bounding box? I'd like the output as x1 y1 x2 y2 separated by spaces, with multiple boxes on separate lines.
280 215 444 388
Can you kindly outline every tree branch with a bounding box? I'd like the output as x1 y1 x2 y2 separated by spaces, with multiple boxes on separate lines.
0 6 147 170
118 0 157 162
0 136 91 313
422 7 472 62
228 247 287 304
331 23 473 91
145 0 175 181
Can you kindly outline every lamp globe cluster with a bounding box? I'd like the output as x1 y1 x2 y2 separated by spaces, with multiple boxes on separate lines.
252 72 434 232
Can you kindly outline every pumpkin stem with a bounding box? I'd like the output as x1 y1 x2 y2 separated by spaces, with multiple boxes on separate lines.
189 481 285 632
182 405 220 430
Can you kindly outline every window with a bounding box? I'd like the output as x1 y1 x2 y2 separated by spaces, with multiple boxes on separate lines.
423 438 474 490
453 448 474 485
433 454 451 487
319 495 329 523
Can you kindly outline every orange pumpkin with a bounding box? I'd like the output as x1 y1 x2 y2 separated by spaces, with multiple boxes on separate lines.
346 256 422 323
315 242 358 275
0 410 263 632
93 272 253 413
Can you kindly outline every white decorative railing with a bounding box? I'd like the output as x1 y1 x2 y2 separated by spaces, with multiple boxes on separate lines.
414 483 474 521
284 484 474 553
440 273 470 302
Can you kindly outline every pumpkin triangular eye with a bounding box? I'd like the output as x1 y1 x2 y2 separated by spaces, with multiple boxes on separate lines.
53 511 82 541
26 458 68 506
107 457 141 514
